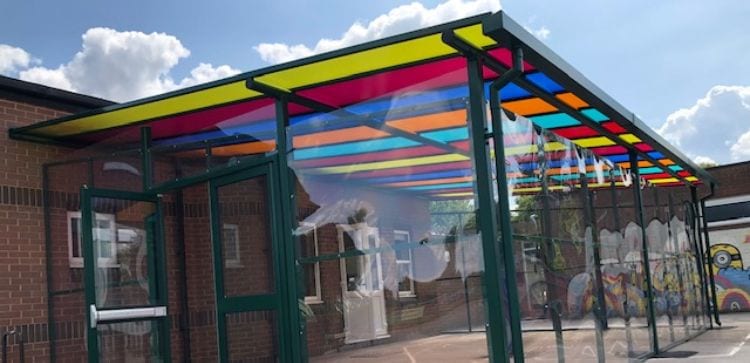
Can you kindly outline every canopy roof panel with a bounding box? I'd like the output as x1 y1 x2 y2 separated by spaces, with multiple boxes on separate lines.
10 11 713 196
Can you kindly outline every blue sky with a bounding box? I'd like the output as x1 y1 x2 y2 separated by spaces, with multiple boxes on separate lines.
2 0 750 164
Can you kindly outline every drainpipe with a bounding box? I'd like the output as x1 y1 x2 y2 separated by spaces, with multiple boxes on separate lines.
488 46 525 362
699 183 721 327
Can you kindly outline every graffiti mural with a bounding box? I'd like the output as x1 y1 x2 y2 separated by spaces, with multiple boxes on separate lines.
568 217 704 319
708 227 750 312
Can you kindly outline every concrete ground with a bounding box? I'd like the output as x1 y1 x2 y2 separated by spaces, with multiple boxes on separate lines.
310 313 750 362
646 313 750 362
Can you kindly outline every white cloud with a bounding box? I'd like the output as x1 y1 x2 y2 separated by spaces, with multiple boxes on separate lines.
16 28 240 102
693 155 717 166
174 63 241 89
658 85 750 165
524 25 551 40
0 44 37 75
522 15 550 41
18 66 73 91
254 0 502 64
730 130 750 161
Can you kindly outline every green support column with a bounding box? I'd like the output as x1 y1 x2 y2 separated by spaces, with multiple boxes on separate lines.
611 169 633 355
690 187 711 329
465 56 509 363
580 171 606 363
700 188 721 327
42 165 57 363
141 127 153 191
80 186 98 363
538 132 565 363
630 151 659 354
488 46 524 362
274 98 305 363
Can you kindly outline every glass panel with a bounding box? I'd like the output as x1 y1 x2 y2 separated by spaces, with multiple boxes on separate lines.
149 100 282 188
92 154 143 192
289 65 491 362
225 311 278 362
91 198 157 308
217 174 275 297
98 320 166 363
499 111 659 361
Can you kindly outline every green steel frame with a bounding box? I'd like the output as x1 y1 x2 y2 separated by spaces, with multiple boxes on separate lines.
630 150 659 355
465 55 510 362
80 187 171 363
208 161 290 363
32 11 721 362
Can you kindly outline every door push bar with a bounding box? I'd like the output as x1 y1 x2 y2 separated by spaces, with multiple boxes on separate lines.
90 305 167 328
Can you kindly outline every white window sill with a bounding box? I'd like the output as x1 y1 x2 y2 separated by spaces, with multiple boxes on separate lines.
304 298 324 305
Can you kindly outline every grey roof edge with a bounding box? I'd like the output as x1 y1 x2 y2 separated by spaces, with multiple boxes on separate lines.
0 75 114 111
485 11 715 185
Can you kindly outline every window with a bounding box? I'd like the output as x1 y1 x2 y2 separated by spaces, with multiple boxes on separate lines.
300 222 322 304
67 211 117 268
394 230 415 297
222 224 242 267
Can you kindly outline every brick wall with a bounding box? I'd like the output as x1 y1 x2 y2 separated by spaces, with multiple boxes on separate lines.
0 95 81 362
705 162 750 199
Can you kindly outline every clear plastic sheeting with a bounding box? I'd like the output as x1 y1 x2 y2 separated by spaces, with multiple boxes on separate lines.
498 111 708 362
288 71 491 361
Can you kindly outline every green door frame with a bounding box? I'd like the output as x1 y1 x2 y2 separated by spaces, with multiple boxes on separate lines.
208 158 290 362
81 187 171 363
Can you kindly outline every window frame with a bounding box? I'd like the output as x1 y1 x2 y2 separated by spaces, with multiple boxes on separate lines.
301 222 322 304
394 229 416 298
222 223 242 268
67 211 118 268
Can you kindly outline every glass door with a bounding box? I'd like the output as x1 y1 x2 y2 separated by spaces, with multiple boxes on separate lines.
81 188 170 363
209 162 284 362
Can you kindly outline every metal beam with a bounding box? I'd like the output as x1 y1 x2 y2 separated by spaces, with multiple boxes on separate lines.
465 55 510 363
690 186 711 330
630 150 659 354
487 45 525 362
247 79 471 157
699 183 721 327
581 172 607 363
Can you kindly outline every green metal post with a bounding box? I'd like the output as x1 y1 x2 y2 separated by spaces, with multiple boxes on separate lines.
488 46 525 362
690 187 711 329
466 56 509 363
154 195 172 362
274 98 305 363
141 127 153 191
580 171 606 363
538 132 564 363
611 169 633 356
630 151 659 354
173 168 193 359
700 187 721 326
664 193 680 340
42 165 56 363
80 186 98 363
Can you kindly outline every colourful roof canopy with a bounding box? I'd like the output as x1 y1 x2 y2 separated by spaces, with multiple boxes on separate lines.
10 11 713 197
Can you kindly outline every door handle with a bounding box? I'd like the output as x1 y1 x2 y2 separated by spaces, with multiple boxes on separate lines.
90 305 167 328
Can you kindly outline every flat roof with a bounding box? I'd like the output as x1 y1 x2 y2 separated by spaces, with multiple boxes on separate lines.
0 75 114 112
9 11 714 193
